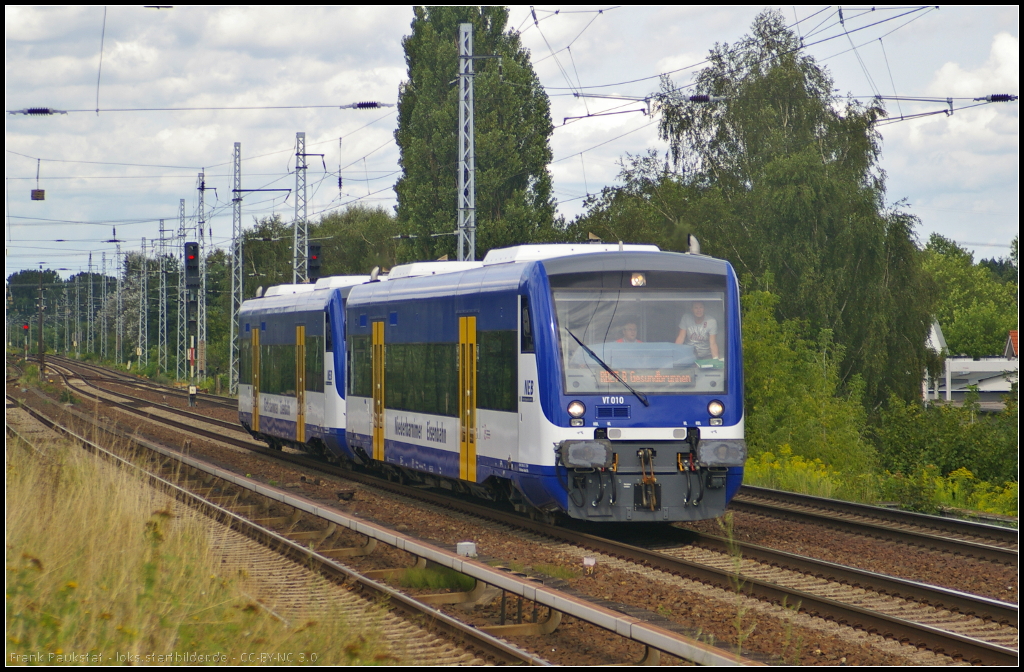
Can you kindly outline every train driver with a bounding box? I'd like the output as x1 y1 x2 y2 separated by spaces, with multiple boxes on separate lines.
616 321 643 343
675 301 720 360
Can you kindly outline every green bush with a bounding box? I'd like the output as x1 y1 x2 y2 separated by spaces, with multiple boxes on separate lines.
742 288 876 476
876 387 1018 485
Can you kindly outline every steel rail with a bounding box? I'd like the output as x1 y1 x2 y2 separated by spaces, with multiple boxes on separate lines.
7 393 550 667
736 484 1018 544
52 363 245 434
668 530 1017 626
46 355 237 409
13 391 756 667
54 358 1019 569
727 499 1017 565
32 364 1019 664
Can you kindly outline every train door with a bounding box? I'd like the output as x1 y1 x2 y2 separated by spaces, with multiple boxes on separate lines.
459 315 477 481
372 320 385 461
296 324 306 443
252 327 260 433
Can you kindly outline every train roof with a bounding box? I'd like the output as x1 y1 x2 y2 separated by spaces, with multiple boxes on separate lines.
241 275 374 317
347 246 732 308
386 261 482 279
481 243 660 265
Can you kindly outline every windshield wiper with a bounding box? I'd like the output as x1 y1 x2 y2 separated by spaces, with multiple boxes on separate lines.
564 328 649 407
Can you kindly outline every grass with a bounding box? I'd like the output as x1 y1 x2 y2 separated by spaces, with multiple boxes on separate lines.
399 566 475 593
6 437 398 665
531 563 580 581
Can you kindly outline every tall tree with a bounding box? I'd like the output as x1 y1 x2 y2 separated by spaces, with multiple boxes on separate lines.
578 10 934 407
394 6 556 262
923 234 1018 357
313 205 401 275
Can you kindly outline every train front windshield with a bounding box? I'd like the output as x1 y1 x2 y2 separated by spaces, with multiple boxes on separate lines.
552 276 728 395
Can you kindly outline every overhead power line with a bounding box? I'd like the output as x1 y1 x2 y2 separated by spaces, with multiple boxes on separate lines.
8 102 393 115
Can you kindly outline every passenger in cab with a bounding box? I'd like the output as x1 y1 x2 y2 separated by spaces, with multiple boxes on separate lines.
675 301 719 360
616 321 643 343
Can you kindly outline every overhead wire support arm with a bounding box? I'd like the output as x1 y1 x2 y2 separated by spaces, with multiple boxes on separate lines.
564 93 725 124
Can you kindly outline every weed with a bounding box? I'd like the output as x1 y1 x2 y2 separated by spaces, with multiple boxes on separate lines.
399 566 475 592
6 440 397 664
778 596 805 664
717 513 755 657
531 563 580 581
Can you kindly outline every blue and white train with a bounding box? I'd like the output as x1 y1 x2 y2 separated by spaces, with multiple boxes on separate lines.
238 244 746 522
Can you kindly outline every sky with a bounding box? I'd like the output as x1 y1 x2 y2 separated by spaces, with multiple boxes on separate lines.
5 5 1019 279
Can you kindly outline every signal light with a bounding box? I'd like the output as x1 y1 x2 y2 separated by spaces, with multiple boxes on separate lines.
184 242 200 289
308 243 322 282
23 324 29 330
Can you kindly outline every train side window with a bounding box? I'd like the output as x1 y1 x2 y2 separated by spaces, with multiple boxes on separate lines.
349 335 372 397
521 296 535 353
239 337 252 385
478 330 517 412
306 335 324 393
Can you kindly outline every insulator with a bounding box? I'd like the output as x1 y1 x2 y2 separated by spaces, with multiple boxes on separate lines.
689 95 710 103
355 101 380 109
27 107 54 115
990 94 1016 102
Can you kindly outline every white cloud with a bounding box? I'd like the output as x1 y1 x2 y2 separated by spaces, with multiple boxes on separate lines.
928 32 1019 97
3 6 1018 274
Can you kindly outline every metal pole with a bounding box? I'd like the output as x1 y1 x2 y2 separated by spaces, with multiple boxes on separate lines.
457 22 476 262
75 274 81 357
158 219 168 372
101 252 107 360
230 141 242 394
64 283 70 354
197 171 208 379
87 253 94 356
138 237 148 366
293 132 307 283
37 268 45 375
116 243 123 365
176 199 187 380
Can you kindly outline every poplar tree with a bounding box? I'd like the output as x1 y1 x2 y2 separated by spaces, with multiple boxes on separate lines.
394 6 556 262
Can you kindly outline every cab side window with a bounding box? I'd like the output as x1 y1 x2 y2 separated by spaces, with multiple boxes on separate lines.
521 296 535 353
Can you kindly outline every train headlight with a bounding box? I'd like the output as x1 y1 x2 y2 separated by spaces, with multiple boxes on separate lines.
567 400 586 418
630 273 646 287
707 400 724 417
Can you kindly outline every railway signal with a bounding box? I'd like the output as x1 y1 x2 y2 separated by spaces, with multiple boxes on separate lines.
308 244 322 282
184 242 199 289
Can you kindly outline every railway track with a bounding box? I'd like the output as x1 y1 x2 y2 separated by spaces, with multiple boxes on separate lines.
28 357 1019 665
730 486 1017 564
46 355 237 411
11 372 759 666
7 392 547 666
49 355 1019 565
